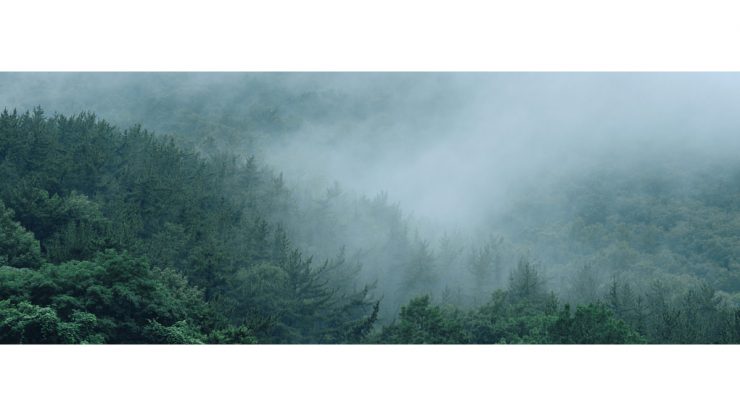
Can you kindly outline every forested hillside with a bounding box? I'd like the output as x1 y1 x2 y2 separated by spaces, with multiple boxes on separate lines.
2 74 740 344
0 109 378 343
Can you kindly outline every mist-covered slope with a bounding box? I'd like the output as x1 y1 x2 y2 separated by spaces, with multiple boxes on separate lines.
1 73 740 343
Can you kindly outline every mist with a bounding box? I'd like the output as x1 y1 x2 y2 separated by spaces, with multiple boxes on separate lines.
274 73 740 227
3 72 739 230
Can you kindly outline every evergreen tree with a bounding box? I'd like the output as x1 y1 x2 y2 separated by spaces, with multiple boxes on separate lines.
0 201 42 268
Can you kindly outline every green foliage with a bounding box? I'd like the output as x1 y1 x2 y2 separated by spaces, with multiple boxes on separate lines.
0 201 42 268
466 289 557 344
142 320 206 344
376 296 469 344
207 325 258 344
217 250 377 343
549 304 646 344
0 251 212 343
0 300 104 344
379 288 644 344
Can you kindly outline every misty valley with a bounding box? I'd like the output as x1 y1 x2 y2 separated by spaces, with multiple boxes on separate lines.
1 73 739 344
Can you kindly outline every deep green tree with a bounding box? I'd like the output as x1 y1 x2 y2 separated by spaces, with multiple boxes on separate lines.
376 296 469 344
549 303 646 344
0 201 42 268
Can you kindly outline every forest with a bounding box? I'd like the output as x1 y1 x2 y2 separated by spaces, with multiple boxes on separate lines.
1 73 739 343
